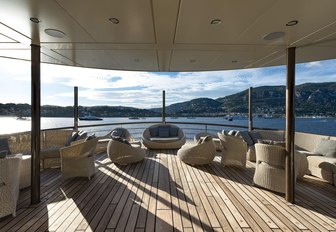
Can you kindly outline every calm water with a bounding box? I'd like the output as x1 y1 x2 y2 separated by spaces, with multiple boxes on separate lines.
1 116 336 139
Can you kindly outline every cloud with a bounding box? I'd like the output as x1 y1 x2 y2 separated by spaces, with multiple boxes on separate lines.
304 61 322 68
1 57 336 108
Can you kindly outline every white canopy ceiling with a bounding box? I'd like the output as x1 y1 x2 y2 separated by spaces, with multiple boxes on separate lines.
0 0 336 71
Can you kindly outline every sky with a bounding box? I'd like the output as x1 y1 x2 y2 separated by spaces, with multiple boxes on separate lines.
0 57 335 109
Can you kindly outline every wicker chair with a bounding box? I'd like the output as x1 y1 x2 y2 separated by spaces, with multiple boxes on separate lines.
96 127 140 154
253 143 290 193
0 155 21 218
194 132 222 151
142 124 186 149
107 139 145 165
177 136 216 165
217 133 247 168
60 138 98 180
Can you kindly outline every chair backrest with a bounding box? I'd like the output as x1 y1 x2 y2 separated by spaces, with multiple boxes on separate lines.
0 155 21 183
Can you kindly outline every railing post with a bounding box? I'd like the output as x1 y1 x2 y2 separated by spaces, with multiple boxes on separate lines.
31 44 41 205
74 86 78 131
205 124 208 133
162 90 166 124
285 47 296 203
248 87 253 131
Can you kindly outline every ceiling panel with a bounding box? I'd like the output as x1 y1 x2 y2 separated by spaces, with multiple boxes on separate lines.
175 0 276 44
170 50 223 71
106 50 159 71
56 0 156 43
52 49 120 70
0 0 94 43
0 0 336 71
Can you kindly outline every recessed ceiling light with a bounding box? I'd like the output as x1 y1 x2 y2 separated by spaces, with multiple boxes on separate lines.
262 31 285 41
211 19 222 25
190 59 196 63
286 20 298 27
44 29 66 38
30 17 40 23
109 17 120 24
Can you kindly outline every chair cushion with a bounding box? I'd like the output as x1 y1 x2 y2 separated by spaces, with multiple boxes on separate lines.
149 127 159 137
202 135 213 143
158 126 170 138
111 128 127 139
236 131 254 146
249 131 262 143
0 150 7 158
0 138 11 154
314 139 336 158
85 134 96 141
65 131 79 146
170 127 178 137
228 130 237 136
77 130 88 140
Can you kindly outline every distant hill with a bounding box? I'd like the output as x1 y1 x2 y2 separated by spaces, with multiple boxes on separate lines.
152 98 222 116
0 104 160 117
1 82 335 117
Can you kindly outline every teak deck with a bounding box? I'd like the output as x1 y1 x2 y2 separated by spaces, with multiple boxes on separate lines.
1 146 336 231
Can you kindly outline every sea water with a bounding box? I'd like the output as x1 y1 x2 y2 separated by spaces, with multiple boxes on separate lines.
1 116 335 139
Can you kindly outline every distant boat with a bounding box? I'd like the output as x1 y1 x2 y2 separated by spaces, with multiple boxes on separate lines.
129 117 140 120
224 116 233 121
16 116 29 121
263 114 273 119
79 115 103 121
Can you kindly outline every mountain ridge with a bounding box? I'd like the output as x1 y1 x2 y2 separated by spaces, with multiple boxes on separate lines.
0 82 335 117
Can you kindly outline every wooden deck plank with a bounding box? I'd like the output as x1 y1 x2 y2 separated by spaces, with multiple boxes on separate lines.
1 148 335 232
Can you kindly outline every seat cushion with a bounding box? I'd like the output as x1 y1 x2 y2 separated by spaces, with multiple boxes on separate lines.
314 139 336 158
170 127 178 137
158 126 170 138
307 155 336 173
237 131 254 146
249 131 262 143
149 127 159 137
150 137 180 143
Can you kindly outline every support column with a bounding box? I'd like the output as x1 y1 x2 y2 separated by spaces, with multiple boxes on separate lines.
248 87 253 131
285 47 296 203
74 86 78 130
31 44 41 204
162 90 166 124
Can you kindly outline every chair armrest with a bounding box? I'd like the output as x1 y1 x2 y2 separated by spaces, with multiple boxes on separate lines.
61 138 98 160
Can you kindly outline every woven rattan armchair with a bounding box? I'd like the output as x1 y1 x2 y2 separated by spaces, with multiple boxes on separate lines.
218 133 247 168
60 138 98 180
253 143 290 193
107 139 145 165
0 155 21 218
177 136 216 165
